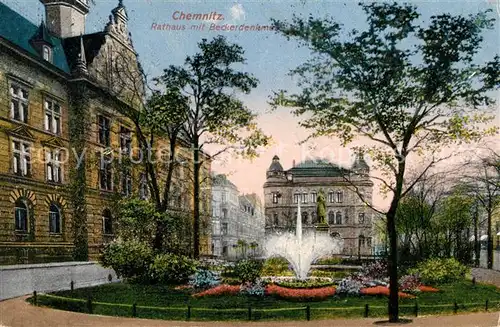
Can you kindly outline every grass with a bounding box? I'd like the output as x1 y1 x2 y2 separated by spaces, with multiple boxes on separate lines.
31 280 500 321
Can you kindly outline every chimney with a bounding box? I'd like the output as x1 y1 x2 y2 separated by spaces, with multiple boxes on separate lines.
40 0 89 38
293 160 296 167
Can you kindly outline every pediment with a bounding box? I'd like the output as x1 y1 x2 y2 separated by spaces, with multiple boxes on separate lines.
41 136 66 148
7 125 36 141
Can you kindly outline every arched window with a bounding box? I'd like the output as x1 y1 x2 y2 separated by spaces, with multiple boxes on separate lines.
42 45 51 62
302 212 308 224
14 198 28 232
49 203 61 233
359 235 365 247
273 213 278 225
311 212 317 224
335 211 342 225
331 232 340 238
328 211 335 224
222 208 228 220
102 209 113 235
336 191 343 203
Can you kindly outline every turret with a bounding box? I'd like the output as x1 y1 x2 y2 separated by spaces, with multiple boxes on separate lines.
266 155 286 180
39 0 89 38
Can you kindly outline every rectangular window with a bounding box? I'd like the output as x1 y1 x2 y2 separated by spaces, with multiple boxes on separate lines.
121 169 132 196
44 98 61 134
9 82 29 123
328 192 335 203
222 192 227 203
272 192 279 204
15 206 28 232
293 193 300 204
310 192 317 203
99 156 113 191
12 140 31 177
222 223 228 235
337 191 343 203
119 126 131 155
358 213 365 224
46 149 62 183
302 192 307 203
98 115 111 146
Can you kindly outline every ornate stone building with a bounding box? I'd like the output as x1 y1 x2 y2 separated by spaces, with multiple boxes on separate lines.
0 0 211 264
263 155 374 256
211 174 265 259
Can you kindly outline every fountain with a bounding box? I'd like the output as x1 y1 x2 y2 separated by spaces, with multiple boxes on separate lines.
264 190 344 280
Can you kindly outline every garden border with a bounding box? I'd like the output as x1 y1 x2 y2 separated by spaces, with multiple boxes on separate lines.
30 292 500 322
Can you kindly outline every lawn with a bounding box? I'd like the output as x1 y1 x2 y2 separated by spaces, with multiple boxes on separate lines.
31 280 500 321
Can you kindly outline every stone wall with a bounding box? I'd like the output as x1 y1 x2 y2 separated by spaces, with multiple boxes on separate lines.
0 261 118 300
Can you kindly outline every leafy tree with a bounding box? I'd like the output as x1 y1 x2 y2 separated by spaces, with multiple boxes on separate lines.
156 36 270 258
462 149 500 268
271 3 499 321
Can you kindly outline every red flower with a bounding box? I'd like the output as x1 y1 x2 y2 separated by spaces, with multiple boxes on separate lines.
265 284 336 301
360 286 415 299
418 285 439 292
192 284 240 297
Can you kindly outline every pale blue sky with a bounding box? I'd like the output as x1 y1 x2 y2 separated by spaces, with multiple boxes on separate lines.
2 0 499 204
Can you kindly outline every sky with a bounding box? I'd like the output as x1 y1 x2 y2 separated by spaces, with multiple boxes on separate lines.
3 0 500 209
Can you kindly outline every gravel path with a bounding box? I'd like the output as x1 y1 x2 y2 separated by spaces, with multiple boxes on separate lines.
0 296 499 327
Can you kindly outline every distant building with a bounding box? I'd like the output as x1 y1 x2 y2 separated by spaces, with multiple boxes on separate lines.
211 174 265 259
263 155 375 256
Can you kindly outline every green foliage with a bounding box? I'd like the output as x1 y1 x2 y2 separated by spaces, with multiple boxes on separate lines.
233 259 263 283
116 198 159 245
315 257 342 265
409 258 470 285
149 253 198 285
262 257 291 276
275 279 335 289
100 239 153 282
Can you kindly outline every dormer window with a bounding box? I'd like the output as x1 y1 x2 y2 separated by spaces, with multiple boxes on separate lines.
42 45 52 62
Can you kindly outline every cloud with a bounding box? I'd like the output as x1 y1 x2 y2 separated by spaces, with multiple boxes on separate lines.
230 3 246 21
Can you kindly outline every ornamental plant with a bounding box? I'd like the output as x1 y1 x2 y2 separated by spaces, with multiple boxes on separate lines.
233 259 263 283
189 269 221 289
266 284 336 301
360 261 388 280
192 284 241 298
240 279 266 297
336 277 364 296
149 253 198 284
399 274 422 293
408 258 469 284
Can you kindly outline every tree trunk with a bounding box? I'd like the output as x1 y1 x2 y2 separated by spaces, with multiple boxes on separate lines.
487 206 493 269
474 202 480 267
386 203 399 323
193 139 201 259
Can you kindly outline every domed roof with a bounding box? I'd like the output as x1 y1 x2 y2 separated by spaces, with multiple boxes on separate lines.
267 155 284 172
288 158 346 177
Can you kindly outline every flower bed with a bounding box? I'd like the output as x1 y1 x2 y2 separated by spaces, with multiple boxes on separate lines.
360 286 415 299
265 284 336 301
418 285 440 292
275 279 336 289
192 284 240 297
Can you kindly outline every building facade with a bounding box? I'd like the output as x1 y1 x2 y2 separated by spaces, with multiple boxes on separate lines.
0 0 211 264
211 174 265 260
263 155 375 256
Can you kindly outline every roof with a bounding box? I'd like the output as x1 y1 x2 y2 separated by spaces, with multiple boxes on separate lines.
288 158 349 177
0 2 70 73
267 155 284 172
63 33 106 72
212 174 238 189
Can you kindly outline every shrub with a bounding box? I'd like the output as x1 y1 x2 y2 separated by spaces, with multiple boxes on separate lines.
234 259 263 283
100 238 153 282
408 258 469 285
336 277 364 296
399 274 422 292
240 279 266 296
315 257 342 265
192 285 240 297
262 257 290 276
360 261 387 280
266 284 336 301
275 279 335 289
149 253 198 284
189 269 221 289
